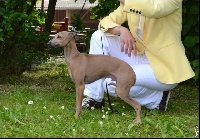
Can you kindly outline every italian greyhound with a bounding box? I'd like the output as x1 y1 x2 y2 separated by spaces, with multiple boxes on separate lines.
47 31 141 123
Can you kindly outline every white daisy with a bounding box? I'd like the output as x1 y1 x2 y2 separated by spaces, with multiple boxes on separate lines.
50 115 53 119
99 121 103 126
122 113 126 116
4 106 8 110
102 115 106 119
28 101 33 105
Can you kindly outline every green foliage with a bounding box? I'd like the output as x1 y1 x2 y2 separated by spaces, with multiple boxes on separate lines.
89 0 199 81
182 0 199 81
70 13 85 31
0 0 50 77
89 0 119 20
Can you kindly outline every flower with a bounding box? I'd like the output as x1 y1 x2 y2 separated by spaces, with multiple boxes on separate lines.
102 115 106 119
61 106 65 109
50 115 53 119
4 106 8 110
28 101 33 105
43 106 46 109
99 121 103 126
56 115 60 118
122 113 126 116
72 129 75 132
91 106 95 110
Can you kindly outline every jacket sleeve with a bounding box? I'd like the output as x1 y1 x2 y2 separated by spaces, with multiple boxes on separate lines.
123 0 182 18
98 5 127 33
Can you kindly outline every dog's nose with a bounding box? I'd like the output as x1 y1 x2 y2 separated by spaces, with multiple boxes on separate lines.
47 41 51 45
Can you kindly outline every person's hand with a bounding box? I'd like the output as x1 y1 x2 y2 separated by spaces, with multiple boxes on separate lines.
107 26 137 57
119 27 137 56
118 0 125 4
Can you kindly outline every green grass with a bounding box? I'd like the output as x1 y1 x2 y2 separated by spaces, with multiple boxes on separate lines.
0 57 199 138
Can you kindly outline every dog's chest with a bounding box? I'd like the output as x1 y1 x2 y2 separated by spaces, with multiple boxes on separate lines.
68 67 73 80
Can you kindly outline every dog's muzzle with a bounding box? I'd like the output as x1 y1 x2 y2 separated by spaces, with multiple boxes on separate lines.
47 40 59 47
47 41 51 46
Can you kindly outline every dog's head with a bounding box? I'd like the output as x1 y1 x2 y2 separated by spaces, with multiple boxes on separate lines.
47 31 76 47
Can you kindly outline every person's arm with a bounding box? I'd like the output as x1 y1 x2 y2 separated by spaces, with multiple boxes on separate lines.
118 0 124 5
98 1 137 57
105 0 136 56
123 0 182 18
107 26 137 56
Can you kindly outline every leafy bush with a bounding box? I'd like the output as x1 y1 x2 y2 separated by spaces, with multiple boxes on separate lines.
182 0 199 81
0 0 49 78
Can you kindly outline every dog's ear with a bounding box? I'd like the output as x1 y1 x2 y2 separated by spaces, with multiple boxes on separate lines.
74 34 79 41
69 32 76 37
69 32 79 41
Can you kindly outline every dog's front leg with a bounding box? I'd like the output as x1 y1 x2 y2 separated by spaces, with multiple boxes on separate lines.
75 84 85 119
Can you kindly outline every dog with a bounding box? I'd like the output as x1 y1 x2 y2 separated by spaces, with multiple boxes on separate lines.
47 31 141 123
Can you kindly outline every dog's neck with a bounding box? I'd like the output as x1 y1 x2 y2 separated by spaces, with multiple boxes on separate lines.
64 38 80 64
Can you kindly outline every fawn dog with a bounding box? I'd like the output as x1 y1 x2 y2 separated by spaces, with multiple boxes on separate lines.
47 31 141 123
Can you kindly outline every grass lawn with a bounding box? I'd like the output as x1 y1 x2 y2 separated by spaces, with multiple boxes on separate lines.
0 56 199 138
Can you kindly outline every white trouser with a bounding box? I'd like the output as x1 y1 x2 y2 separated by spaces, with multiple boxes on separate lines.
83 30 178 109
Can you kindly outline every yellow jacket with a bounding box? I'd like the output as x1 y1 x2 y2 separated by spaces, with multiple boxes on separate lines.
98 0 195 84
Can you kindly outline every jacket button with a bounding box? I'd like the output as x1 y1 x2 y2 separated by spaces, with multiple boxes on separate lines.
139 11 141 14
136 10 138 13
100 25 104 29
133 9 135 12
130 9 132 12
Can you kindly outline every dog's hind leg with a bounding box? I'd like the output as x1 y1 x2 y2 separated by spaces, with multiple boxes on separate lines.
116 87 141 124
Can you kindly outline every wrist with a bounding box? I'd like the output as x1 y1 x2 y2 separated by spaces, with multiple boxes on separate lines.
118 26 129 35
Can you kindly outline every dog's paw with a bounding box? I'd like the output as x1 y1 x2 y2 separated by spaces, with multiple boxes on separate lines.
133 119 141 124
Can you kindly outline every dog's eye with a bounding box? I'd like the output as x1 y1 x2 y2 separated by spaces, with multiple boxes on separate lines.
57 35 61 38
